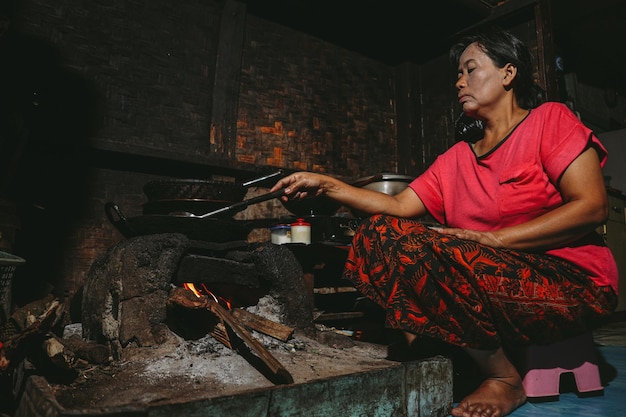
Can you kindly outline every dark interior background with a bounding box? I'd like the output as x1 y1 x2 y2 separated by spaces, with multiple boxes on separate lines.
240 0 626 95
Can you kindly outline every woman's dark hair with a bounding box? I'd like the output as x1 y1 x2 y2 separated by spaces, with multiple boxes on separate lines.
449 29 545 109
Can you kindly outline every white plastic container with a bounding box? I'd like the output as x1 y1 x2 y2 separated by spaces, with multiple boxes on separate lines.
270 224 291 245
290 218 311 244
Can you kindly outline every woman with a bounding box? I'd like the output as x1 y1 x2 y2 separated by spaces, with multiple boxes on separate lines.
270 29 618 417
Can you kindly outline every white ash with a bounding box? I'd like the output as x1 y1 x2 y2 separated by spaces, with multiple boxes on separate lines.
244 294 284 323
241 294 295 349
140 337 258 386
63 323 83 338
56 296 321 394
182 333 236 356
135 328 310 387
48 322 396 413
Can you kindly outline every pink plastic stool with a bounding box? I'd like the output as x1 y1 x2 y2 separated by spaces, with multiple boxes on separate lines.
516 332 604 401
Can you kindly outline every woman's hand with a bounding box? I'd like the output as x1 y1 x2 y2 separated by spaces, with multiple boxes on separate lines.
435 227 504 248
271 171 428 219
270 172 334 201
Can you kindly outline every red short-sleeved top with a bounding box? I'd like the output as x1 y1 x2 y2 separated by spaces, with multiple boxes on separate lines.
410 102 618 291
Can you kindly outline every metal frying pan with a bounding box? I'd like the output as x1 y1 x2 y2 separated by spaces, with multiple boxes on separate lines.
105 189 286 241
172 189 285 219
105 202 254 241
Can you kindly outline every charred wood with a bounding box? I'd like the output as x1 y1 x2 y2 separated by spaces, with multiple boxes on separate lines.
167 287 293 384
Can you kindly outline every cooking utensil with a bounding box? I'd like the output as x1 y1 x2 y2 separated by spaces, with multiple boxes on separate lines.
141 199 233 216
240 170 284 187
142 170 284 203
351 173 413 218
105 202 253 241
172 189 286 219
351 173 413 195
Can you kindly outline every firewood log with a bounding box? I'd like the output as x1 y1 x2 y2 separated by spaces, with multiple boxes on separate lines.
60 335 111 365
0 300 63 372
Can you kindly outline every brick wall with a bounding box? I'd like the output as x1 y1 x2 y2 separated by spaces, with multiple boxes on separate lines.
5 0 408 305
237 16 398 178
14 0 221 161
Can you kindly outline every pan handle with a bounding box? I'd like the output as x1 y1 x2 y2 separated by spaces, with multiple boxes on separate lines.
104 202 137 237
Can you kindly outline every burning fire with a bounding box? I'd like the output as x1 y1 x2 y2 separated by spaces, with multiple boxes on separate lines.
183 283 232 309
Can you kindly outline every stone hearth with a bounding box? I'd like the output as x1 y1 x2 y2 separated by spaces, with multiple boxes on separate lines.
10 232 453 416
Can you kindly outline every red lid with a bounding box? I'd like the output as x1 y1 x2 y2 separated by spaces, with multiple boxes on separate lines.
291 217 310 226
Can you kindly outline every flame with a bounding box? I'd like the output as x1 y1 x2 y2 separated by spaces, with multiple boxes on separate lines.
183 282 202 297
183 283 232 309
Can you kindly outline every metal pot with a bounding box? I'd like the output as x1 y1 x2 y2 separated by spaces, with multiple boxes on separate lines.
351 173 414 195
351 173 413 218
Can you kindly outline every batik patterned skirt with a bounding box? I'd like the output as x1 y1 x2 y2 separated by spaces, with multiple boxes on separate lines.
343 214 617 350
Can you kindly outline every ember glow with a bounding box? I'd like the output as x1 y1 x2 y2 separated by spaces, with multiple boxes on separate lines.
183 283 232 309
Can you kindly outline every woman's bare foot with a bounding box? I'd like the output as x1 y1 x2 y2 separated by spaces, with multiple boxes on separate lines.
450 376 527 417
452 346 527 417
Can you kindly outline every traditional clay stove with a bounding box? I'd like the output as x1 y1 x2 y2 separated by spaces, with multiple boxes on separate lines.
6 231 453 417
80 232 314 349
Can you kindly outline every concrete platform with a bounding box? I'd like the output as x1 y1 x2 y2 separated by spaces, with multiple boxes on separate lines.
16 355 452 417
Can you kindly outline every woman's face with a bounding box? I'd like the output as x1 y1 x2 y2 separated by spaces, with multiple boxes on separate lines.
455 43 508 117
